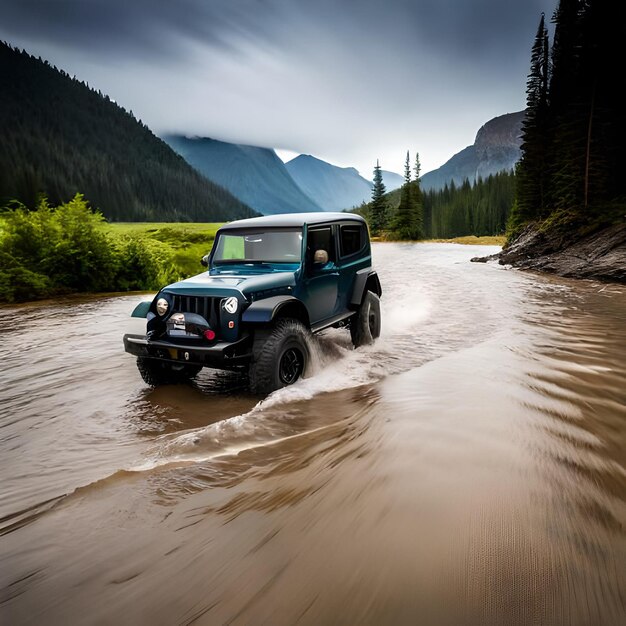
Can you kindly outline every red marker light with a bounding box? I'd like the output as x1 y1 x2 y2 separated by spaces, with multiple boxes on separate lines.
204 329 216 341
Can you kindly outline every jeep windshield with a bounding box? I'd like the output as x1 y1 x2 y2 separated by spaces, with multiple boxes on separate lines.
212 228 303 265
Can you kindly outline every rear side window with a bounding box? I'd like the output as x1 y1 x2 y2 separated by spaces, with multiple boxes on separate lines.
339 224 364 257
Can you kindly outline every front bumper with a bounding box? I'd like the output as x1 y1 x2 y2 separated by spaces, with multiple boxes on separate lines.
123 333 252 368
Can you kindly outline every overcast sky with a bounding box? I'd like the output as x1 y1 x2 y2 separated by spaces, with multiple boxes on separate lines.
1 0 557 178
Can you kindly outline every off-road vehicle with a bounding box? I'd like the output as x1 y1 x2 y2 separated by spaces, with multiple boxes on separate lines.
123 212 382 394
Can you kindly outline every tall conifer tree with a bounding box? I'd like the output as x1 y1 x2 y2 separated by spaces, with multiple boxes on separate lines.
393 151 424 240
369 160 388 235
510 13 550 229
547 0 585 212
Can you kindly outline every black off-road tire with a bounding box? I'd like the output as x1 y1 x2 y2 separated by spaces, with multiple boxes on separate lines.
249 319 310 394
136 357 202 386
350 291 381 348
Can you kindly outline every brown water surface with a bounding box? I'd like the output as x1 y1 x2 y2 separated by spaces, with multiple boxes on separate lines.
1 243 625 625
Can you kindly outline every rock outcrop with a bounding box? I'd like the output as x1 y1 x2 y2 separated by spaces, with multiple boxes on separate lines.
472 222 626 284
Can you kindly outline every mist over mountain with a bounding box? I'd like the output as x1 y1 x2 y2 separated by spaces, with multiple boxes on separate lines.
285 155 375 211
421 111 524 191
162 136 322 215
0 41 255 221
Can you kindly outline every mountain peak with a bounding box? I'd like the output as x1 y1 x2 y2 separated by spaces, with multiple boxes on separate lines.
285 156 373 211
163 135 321 215
421 110 524 191
290 154 357 175
474 111 525 150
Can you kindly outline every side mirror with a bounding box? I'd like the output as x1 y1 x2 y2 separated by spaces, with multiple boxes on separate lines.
131 301 151 318
200 254 209 268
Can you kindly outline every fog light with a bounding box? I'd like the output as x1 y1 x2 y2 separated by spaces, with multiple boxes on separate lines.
204 329 216 341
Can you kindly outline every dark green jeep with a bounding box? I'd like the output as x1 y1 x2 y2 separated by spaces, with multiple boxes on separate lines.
123 212 382 394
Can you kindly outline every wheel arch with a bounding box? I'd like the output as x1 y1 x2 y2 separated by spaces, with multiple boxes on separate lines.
242 295 310 327
350 269 382 306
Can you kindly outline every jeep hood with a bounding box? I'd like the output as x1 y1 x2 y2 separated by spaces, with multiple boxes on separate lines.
163 270 297 297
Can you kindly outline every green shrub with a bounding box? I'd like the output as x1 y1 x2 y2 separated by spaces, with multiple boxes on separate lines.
113 234 178 291
0 193 185 303
0 249 52 302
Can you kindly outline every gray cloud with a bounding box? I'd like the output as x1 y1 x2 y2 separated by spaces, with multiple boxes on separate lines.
0 0 555 60
0 0 281 57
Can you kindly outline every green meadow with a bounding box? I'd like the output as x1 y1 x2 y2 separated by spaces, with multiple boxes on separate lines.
103 222 223 279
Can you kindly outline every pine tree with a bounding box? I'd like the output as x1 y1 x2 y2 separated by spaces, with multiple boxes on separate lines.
369 160 388 235
392 151 424 240
510 13 551 231
393 152 414 238
546 0 585 212
403 151 411 185
413 151 424 238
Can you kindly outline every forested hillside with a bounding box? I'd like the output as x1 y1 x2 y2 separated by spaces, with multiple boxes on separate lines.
425 171 515 238
0 42 256 221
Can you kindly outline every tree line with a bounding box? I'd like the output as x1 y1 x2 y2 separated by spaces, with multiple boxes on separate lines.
0 41 257 222
359 159 515 240
509 0 624 235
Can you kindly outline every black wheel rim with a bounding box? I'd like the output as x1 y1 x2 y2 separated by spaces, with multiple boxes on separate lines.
279 347 304 385
368 309 378 336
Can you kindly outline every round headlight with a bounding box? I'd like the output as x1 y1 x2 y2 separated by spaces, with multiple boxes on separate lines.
156 297 169 316
222 296 238 314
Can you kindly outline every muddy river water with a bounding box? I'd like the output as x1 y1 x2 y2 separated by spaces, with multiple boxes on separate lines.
1 243 625 625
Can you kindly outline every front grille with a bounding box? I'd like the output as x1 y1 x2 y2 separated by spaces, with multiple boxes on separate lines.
171 294 220 327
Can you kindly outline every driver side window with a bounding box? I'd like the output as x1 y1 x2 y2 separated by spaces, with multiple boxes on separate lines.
307 227 335 269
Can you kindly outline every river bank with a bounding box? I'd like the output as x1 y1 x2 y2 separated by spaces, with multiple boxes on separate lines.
472 222 626 284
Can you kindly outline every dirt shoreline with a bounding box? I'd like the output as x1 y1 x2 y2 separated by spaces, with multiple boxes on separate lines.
471 222 626 284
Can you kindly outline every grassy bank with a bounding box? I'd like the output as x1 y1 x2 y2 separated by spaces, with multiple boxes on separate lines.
423 235 505 246
371 235 506 246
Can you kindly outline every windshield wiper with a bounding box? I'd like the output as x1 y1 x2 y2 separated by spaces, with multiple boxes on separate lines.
214 260 294 266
